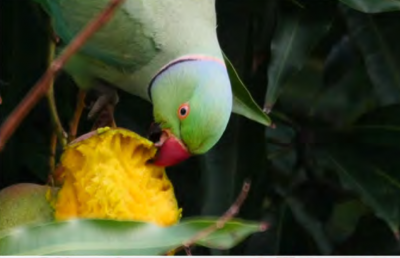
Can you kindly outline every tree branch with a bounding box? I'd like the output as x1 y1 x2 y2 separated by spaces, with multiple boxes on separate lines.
0 0 126 151
172 180 269 255
183 180 251 248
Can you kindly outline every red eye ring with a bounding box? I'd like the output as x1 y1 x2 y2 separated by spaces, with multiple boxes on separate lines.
178 103 190 120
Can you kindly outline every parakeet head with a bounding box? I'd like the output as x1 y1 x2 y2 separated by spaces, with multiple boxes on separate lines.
149 56 232 167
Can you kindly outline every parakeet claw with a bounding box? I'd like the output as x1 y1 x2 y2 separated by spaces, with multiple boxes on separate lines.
87 83 119 120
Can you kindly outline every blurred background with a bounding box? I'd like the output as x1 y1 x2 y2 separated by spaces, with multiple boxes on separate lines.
1 0 400 255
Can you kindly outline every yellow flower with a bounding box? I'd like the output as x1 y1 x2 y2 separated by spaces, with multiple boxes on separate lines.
54 127 181 227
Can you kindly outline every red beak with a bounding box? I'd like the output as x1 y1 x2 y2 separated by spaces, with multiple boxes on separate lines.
152 130 191 167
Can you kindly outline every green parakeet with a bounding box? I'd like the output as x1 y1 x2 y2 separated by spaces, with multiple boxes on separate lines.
34 0 240 166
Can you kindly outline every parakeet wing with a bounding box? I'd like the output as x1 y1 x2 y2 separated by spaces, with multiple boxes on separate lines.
34 0 159 71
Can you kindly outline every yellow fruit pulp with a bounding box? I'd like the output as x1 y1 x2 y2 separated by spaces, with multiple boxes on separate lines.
54 127 181 227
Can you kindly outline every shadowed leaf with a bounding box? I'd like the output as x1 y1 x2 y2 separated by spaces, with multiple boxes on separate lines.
326 200 369 243
348 104 400 147
333 214 400 254
339 0 400 13
264 5 332 110
326 142 400 232
342 6 400 105
324 104 400 232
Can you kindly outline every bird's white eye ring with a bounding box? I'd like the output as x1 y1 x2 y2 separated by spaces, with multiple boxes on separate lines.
178 103 190 120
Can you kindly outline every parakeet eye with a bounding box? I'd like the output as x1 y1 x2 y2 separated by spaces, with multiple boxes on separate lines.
178 103 190 119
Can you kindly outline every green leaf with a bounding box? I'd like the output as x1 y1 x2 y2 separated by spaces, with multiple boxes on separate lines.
333 214 399 254
0 218 264 255
323 36 357 89
342 6 400 105
348 104 400 147
338 0 400 13
320 34 377 126
265 7 332 111
326 200 369 243
223 54 271 127
325 104 400 232
268 202 321 255
285 196 333 254
326 143 400 232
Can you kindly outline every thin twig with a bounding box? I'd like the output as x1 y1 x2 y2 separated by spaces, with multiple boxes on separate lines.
46 37 67 147
176 180 252 254
184 246 192 256
0 0 126 152
69 89 86 141
47 88 67 146
49 132 57 173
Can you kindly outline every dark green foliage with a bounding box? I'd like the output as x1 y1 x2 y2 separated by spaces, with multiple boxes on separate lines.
339 0 400 13
1 0 400 255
